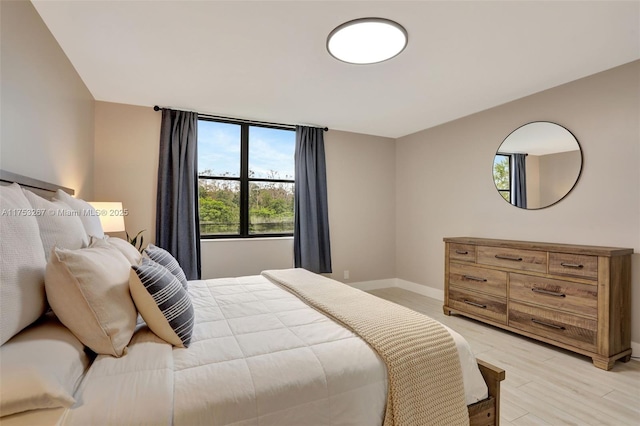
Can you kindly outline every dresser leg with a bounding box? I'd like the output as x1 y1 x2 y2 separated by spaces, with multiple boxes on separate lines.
443 306 452 316
620 354 632 363
592 357 615 371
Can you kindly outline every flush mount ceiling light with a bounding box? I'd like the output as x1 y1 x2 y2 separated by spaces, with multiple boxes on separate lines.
327 18 408 65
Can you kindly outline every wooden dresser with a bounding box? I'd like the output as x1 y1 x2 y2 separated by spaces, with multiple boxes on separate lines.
443 237 633 370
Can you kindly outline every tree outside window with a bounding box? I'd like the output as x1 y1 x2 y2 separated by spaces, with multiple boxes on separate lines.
493 154 510 202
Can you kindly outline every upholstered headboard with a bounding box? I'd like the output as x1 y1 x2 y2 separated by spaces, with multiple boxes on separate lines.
0 169 74 199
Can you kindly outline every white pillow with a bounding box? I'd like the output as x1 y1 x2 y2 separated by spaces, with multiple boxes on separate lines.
0 313 92 416
22 189 88 261
45 238 137 357
53 189 104 239
0 183 48 345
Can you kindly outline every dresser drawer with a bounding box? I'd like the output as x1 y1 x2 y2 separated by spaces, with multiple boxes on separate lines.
549 252 598 280
509 301 596 352
449 263 506 297
510 273 597 317
448 287 507 324
477 246 547 273
449 243 476 263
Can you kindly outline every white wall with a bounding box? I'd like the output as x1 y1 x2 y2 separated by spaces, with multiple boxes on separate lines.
396 61 640 344
200 238 293 279
0 0 95 198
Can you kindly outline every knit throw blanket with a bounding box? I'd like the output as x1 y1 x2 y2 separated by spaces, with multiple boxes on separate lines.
262 269 469 426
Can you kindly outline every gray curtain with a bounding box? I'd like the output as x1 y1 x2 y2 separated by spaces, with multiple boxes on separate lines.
512 153 527 209
156 109 201 279
294 126 332 273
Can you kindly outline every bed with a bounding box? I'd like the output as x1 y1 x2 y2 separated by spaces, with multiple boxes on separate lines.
0 170 504 426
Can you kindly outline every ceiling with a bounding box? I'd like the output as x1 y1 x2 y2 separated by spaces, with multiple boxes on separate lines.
32 1 640 138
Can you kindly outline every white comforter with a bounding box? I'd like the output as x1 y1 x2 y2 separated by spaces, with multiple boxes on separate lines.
59 274 486 425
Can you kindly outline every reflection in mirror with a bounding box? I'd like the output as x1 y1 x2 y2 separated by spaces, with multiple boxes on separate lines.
493 122 582 209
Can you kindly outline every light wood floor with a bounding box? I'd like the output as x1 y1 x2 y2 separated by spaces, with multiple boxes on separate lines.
368 288 640 426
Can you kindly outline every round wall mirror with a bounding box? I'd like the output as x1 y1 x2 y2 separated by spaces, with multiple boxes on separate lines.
493 121 582 209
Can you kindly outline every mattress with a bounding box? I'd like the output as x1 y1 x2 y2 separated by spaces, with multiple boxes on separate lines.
8 274 487 425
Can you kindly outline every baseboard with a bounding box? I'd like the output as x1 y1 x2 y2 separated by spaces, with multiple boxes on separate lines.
348 278 445 301
346 278 397 291
631 341 640 360
395 279 445 301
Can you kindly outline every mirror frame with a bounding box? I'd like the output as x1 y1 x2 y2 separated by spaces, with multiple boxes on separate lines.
493 121 583 210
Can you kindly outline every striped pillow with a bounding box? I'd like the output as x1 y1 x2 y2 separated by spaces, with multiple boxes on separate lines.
144 244 188 289
129 258 194 348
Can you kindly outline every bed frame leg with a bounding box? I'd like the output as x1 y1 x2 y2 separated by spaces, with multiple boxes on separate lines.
470 359 505 426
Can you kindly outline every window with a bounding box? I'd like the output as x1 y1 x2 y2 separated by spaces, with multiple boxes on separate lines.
198 119 295 238
493 154 510 202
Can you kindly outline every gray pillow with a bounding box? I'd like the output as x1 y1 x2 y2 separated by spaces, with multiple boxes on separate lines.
144 244 188 289
130 258 194 348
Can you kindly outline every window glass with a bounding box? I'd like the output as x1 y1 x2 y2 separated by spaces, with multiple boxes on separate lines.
198 179 240 235
198 120 241 177
249 181 294 235
197 119 295 238
249 126 295 179
493 154 510 202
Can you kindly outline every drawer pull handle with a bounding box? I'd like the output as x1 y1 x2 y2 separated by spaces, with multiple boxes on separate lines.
463 275 487 282
532 288 566 298
455 250 469 255
495 254 523 261
560 262 584 269
464 300 487 309
531 318 566 330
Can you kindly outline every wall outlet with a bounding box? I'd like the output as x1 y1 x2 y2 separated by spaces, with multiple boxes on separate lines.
343 270 350 280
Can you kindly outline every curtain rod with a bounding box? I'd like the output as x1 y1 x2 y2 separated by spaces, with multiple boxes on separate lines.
153 106 328 132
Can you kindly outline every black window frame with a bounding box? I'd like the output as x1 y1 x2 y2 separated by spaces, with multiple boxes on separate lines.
198 117 295 239
494 153 511 203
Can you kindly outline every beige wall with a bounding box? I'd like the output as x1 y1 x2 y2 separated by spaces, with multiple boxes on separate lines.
0 0 95 198
93 106 396 282
200 129 397 281
94 102 161 243
5 0 636 349
538 150 582 207
525 155 541 208
396 61 640 344
324 130 396 283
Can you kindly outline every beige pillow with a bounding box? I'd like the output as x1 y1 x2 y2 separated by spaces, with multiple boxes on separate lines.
0 313 92 416
45 238 137 357
103 236 142 266
0 183 48 345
